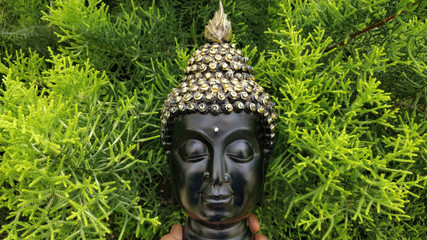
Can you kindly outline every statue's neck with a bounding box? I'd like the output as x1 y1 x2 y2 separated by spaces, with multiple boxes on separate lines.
183 218 253 240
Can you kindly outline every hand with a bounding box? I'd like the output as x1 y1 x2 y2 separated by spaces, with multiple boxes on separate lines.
160 224 182 240
161 213 268 240
247 213 268 240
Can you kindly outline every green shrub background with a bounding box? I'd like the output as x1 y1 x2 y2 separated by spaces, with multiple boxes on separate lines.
0 0 426 239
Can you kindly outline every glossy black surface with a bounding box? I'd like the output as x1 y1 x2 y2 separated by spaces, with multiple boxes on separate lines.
183 220 252 240
171 112 264 239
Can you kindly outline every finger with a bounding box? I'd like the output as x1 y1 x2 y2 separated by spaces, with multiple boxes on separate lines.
160 224 183 240
247 213 260 233
170 224 182 240
254 233 268 240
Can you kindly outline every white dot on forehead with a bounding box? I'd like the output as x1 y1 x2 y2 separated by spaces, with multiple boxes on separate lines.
214 127 219 133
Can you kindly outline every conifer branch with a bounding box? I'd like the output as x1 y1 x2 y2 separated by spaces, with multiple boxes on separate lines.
394 100 427 115
325 2 419 52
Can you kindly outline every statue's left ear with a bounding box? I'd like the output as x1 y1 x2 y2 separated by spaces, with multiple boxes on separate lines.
258 127 278 206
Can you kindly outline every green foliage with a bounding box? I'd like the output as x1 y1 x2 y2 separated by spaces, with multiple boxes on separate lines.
1 0 426 239
0 0 58 57
0 51 163 239
39 0 272 91
257 22 426 239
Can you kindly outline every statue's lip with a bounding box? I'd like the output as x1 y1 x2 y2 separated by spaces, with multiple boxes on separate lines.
201 194 233 206
202 194 233 200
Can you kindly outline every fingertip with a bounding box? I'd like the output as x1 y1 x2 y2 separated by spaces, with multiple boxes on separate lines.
170 224 182 234
254 233 268 240
248 213 256 220
160 224 183 240
248 213 260 232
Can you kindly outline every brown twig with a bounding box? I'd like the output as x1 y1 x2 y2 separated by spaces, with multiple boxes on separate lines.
325 2 419 53
394 100 427 116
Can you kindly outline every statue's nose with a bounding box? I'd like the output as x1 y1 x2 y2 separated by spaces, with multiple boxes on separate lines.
204 150 230 184
203 171 231 184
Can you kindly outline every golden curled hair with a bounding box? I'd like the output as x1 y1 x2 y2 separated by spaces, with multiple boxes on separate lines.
160 1 277 158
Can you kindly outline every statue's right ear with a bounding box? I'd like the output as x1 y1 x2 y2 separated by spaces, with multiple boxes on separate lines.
167 155 179 205
172 188 178 205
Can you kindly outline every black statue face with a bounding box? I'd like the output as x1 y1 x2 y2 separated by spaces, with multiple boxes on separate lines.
171 112 264 223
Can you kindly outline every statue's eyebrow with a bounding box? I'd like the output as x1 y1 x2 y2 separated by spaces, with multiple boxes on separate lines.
172 130 211 148
222 129 259 146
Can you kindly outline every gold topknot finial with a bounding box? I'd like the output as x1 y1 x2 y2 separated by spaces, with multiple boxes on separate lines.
205 0 232 43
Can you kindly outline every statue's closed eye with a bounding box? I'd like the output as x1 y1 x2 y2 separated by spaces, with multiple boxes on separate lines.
178 140 208 162
226 140 254 163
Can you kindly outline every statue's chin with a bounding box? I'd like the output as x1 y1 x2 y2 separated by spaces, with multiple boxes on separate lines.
183 213 253 240
181 191 257 224
186 208 249 225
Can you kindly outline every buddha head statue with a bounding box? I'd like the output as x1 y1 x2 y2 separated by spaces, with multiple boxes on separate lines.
160 1 277 239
